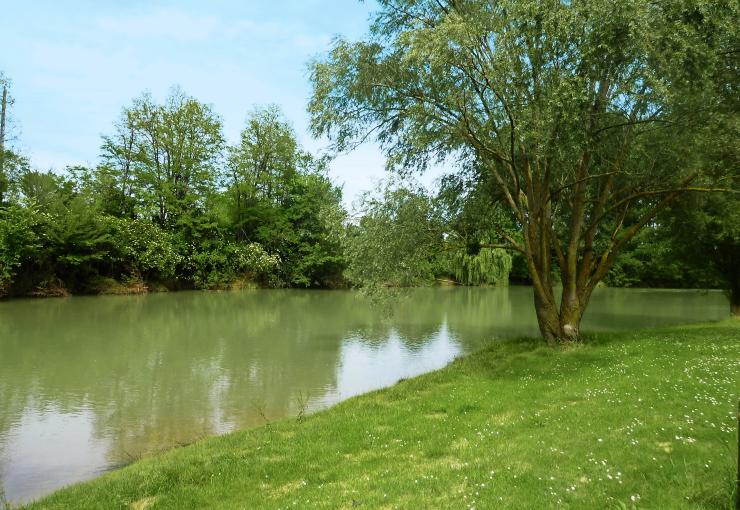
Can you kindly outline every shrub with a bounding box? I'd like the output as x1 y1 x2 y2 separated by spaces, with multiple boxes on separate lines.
0 204 44 296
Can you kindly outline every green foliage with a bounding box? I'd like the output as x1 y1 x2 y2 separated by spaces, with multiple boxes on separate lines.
190 241 279 290
48 198 114 270
438 248 512 286
101 88 224 226
0 90 349 296
107 217 181 279
227 107 347 288
0 203 42 295
664 193 740 309
309 0 737 339
345 178 517 289
603 226 719 289
272 172 347 288
227 105 302 208
3 173 120 293
344 183 442 288
1 46 733 301
433 171 516 285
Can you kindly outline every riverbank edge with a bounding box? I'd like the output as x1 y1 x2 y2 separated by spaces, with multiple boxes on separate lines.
19 318 740 509
0 275 266 301
1 283 730 305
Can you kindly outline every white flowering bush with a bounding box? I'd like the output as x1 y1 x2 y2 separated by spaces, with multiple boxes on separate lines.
107 217 181 279
190 241 279 289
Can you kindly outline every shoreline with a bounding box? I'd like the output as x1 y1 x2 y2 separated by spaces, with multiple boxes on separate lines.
0 283 728 304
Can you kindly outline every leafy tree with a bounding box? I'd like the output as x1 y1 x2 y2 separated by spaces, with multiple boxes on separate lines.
227 105 302 222
101 88 224 226
309 0 738 341
18 170 72 210
660 32 740 314
0 203 43 296
227 107 346 287
345 182 442 288
347 178 512 288
666 193 739 315
0 72 29 206
271 171 347 287
10 172 115 292
107 216 181 282
436 248 512 286
433 170 516 285
0 72 12 205
189 241 279 290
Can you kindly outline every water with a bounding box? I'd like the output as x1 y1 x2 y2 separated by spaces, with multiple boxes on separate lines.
0 287 728 503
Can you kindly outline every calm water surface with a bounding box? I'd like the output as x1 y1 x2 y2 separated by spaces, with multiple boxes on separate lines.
0 286 728 503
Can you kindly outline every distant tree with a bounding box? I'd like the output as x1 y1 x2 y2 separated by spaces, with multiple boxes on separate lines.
0 72 23 205
663 29 740 315
664 194 739 314
0 203 42 296
0 72 10 204
433 171 516 285
347 178 512 288
310 0 738 342
101 88 224 226
98 104 141 218
1 85 350 294
227 107 346 287
227 105 302 221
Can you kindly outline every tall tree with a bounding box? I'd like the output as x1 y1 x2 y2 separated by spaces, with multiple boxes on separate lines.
228 106 301 210
309 0 738 342
0 72 13 204
101 88 224 227
99 107 140 218
227 106 347 287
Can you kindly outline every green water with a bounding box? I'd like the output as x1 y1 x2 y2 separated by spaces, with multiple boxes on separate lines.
0 287 728 503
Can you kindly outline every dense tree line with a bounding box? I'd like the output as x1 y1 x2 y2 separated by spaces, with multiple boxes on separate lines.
0 87 345 296
0 82 513 297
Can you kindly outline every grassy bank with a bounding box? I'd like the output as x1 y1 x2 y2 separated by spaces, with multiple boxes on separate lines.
25 320 739 509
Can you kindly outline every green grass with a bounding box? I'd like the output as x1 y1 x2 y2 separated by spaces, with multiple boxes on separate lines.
25 320 740 509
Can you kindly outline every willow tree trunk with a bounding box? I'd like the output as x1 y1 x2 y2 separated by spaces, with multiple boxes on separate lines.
533 290 562 344
531 282 590 344
522 192 593 344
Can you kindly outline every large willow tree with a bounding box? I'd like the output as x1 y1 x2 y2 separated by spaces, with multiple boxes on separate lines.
309 0 737 342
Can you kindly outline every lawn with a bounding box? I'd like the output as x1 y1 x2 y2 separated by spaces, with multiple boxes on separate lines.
24 319 740 509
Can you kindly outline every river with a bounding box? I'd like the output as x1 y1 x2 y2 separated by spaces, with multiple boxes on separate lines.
0 286 728 503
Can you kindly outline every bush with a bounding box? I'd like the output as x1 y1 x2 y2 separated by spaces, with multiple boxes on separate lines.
0 204 44 296
190 241 279 289
107 217 181 280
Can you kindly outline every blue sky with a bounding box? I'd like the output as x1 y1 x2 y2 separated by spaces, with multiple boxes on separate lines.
1 0 443 208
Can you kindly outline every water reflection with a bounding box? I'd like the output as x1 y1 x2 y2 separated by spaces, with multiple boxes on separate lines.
0 287 728 503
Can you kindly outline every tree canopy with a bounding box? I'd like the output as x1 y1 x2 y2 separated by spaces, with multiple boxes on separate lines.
0 88 347 296
309 0 739 341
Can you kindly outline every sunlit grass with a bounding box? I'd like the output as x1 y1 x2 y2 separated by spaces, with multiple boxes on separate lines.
25 320 739 509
